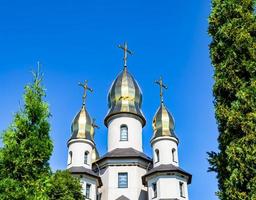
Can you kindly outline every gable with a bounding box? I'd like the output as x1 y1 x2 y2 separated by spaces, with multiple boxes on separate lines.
116 195 130 200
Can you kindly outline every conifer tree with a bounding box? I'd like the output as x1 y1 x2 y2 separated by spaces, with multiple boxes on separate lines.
0 67 83 199
208 0 256 199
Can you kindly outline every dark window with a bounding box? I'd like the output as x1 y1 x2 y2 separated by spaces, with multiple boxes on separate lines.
68 151 72 165
86 183 91 198
152 182 157 198
179 182 185 197
118 172 128 188
84 151 89 164
172 148 176 162
120 125 128 141
155 149 159 163
97 193 102 200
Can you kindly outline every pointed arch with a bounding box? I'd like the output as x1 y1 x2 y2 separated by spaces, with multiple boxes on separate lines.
172 148 177 162
120 124 128 141
155 149 159 163
84 151 89 164
68 151 72 165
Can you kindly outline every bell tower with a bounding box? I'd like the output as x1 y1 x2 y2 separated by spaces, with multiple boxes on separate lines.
142 77 192 200
93 43 151 200
67 81 102 200
104 42 146 152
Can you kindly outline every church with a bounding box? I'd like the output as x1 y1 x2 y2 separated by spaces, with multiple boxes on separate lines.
66 43 192 200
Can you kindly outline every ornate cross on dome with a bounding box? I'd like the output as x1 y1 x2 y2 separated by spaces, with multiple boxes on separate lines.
92 118 99 129
78 80 93 106
118 42 133 67
155 76 168 103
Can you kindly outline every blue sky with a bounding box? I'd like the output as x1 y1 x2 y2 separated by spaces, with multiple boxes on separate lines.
0 0 218 199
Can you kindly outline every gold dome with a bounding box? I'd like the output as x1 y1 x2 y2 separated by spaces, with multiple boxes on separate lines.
104 67 146 126
70 105 94 141
152 103 176 140
92 147 100 162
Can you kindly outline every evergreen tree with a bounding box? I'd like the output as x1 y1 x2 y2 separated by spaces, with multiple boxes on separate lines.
208 0 256 199
0 67 83 200
46 170 84 200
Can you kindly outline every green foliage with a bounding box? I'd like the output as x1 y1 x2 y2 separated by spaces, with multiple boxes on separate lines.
46 170 84 200
0 69 83 199
0 71 52 182
208 0 256 199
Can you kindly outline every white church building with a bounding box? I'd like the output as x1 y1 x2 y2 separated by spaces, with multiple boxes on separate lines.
66 43 192 200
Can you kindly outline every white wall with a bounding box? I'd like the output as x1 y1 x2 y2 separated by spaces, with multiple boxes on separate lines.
152 137 179 167
108 116 143 152
98 165 148 200
67 139 94 169
73 174 98 200
147 175 189 200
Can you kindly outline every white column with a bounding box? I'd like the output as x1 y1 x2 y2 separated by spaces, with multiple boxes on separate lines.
107 116 143 152
67 139 94 169
151 137 179 167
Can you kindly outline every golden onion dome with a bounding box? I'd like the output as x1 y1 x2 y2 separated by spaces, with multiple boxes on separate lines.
92 147 100 162
152 103 176 140
104 67 146 126
70 105 94 141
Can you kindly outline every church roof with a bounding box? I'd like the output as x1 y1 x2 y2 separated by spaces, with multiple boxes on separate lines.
69 105 94 141
92 146 100 163
95 148 152 163
152 102 177 141
104 67 146 127
116 195 130 200
142 164 192 185
68 166 102 187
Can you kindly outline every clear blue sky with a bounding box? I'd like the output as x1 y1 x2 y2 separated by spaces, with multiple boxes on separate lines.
0 0 218 199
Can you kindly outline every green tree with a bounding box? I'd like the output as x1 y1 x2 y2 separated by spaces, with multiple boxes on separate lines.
208 0 256 199
46 170 84 200
0 68 83 200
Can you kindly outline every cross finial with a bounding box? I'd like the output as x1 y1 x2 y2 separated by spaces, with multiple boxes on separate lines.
155 76 168 103
78 80 93 106
92 118 100 129
118 42 133 67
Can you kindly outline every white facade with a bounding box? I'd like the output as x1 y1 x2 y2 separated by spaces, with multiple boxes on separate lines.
67 64 191 200
98 164 148 200
67 137 100 200
151 136 179 167
67 139 94 169
144 134 191 200
147 175 189 200
107 116 143 152
73 174 98 200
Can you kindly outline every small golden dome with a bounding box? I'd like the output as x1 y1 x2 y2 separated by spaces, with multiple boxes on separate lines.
104 67 146 126
92 147 100 162
152 103 176 140
70 105 94 141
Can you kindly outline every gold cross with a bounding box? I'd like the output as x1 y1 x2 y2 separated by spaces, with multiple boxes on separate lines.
155 76 168 103
78 80 93 105
118 42 133 67
92 118 99 129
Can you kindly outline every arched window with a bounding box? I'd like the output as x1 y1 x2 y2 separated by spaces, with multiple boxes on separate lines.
84 151 89 164
86 183 91 198
179 182 185 197
120 125 128 141
152 182 157 198
155 149 159 163
68 151 72 165
172 148 176 162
